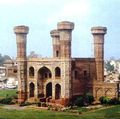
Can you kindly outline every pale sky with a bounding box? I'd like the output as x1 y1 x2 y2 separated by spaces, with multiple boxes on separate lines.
0 0 120 59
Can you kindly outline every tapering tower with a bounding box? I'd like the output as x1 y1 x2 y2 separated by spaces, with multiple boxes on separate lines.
56 21 74 105
91 26 107 81
57 21 74 58
14 26 29 103
50 29 60 58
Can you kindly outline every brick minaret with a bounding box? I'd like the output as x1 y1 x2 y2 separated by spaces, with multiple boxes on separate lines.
56 21 74 105
14 26 29 103
57 21 74 58
50 29 60 58
91 26 107 81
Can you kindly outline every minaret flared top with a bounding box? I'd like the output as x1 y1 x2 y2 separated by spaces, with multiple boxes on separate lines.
91 26 107 35
14 25 29 34
50 29 59 37
57 21 74 30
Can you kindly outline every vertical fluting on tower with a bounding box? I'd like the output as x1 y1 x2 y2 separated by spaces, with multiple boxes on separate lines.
57 21 74 58
91 26 107 81
50 29 60 58
14 26 29 103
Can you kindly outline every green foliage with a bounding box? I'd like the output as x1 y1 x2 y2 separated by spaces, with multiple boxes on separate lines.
74 95 84 106
74 94 94 107
19 102 32 106
0 53 11 65
85 93 94 105
0 97 13 104
99 96 120 105
0 89 17 104
105 61 114 72
109 98 120 105
99 96 110 104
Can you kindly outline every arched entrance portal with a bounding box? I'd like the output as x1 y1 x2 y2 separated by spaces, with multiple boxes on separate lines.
55 84 61 99
38 67 52 97
46 82 52 98
38 67 52 80
29 82 35 97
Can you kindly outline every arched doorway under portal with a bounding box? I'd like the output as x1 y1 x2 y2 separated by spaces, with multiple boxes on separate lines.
46 82 52 98
55 84 61 99
29 82 35 97
38 67 52 97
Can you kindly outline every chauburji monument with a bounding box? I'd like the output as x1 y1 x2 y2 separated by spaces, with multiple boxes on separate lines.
14 21 118 106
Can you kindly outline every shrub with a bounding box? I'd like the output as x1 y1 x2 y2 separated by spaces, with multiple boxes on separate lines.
0 97 13 104
74 96 84 106
0 90 18 105
85 93 94 105
109 98 120 105
99 96 111 105
19 102 32 106
74 94 94 107
99 96 120 105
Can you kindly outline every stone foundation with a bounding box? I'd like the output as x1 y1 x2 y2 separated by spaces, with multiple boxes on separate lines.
18 91 27 103
49 98 70 106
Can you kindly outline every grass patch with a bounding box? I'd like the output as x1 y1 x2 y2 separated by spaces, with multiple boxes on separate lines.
0 105 120 119
0 89 17 98
0 104 4 106
0 108 79 119
80 105 120 119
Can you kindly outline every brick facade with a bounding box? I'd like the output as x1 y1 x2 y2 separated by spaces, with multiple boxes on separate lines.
14 21 118 106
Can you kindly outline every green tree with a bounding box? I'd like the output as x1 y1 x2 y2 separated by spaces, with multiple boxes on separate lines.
0 53 11 65
105 61 114 72
28 51 39 58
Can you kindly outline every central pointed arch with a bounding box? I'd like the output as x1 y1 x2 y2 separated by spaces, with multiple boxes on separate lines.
38 66 52 80
37 67 52 97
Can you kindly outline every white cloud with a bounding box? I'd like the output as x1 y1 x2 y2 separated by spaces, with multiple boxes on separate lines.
47 0 90 24
0 0 48 5
0 0 26 5
0 0 60 5
62 1 90 17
